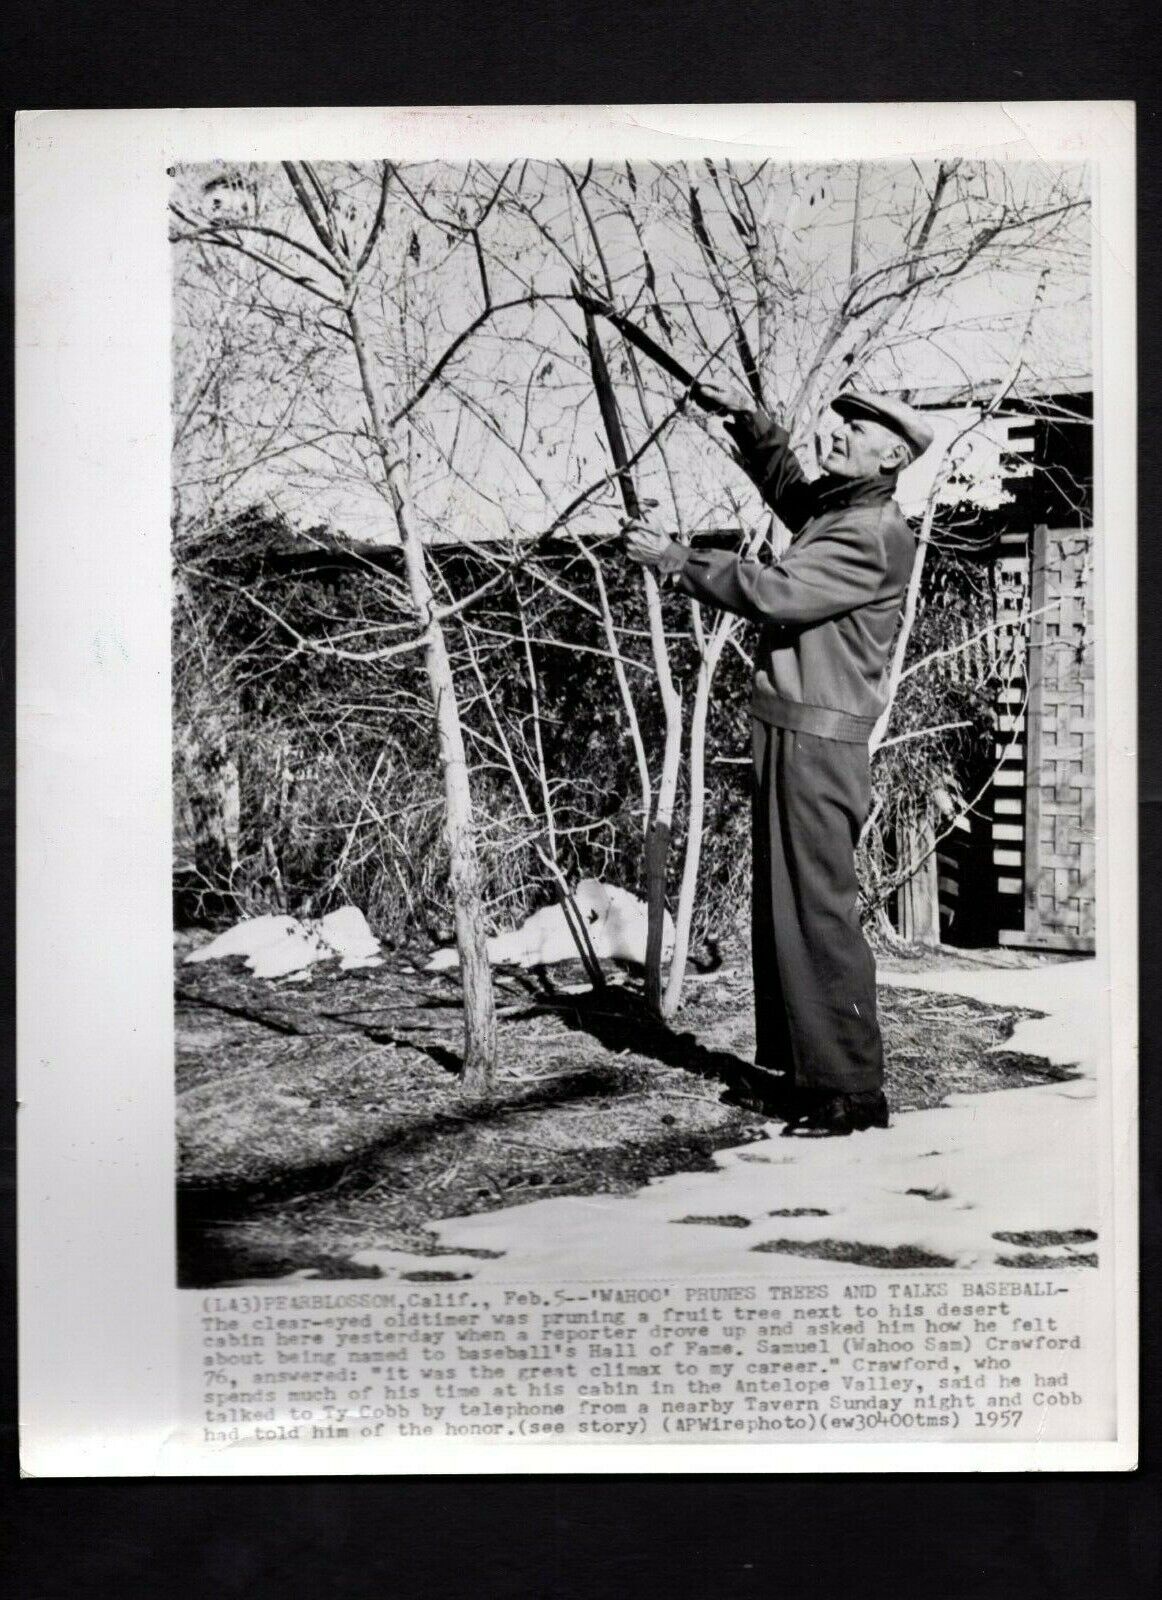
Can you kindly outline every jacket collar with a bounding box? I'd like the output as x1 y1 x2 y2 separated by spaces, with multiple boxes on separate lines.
812 471 898 514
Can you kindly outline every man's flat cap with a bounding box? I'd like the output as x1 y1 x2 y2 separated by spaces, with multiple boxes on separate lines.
831 390 935 461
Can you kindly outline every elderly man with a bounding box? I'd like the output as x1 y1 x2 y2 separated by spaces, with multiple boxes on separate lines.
624 388 933 1135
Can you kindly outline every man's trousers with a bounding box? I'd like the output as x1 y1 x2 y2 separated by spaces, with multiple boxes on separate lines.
749 718 884 1095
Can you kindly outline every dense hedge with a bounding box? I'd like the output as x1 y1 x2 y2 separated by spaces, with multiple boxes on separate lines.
174 508 1000 951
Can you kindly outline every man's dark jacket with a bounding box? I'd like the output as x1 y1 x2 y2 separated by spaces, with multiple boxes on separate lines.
662 410 917 744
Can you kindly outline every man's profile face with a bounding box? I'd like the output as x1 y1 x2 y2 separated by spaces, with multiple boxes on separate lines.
819 413 908 479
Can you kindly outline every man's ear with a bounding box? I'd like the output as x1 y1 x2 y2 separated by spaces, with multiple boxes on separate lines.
880 440 909 475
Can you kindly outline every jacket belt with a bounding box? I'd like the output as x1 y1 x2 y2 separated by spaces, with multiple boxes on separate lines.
750 690 877 745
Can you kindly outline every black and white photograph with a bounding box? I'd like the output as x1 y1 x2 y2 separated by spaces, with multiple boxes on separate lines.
171 152 1100 1280
17 105 1136 1473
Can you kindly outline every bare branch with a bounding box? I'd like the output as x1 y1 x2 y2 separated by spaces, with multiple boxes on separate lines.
874 719 973 752
170 217 344 305
185 565 427 663
170 202 347 281
388 294 570 428
282 161 342 263
355 162 393 272
432 353 730 626
688 182 763 404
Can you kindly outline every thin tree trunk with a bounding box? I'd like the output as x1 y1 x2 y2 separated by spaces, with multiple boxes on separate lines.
573 535 652 826
870 270 1049 756
663 520 765 1015
347 300 496 1091
518 606 607 989
641 568 681 1018
580 527 677 1013
518 607 557 863
662 612 731 1017
578 300 681 1015
848 162 864 281
459 617 605 988
642 568 682 1013
871 518 933 754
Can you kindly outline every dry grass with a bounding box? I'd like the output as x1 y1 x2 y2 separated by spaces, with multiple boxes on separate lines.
176 946 1073 1286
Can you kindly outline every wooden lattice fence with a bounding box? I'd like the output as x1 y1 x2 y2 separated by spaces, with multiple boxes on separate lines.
999 523 1096 951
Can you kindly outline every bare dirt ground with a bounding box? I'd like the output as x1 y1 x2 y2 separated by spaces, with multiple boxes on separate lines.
175 937 1075 1287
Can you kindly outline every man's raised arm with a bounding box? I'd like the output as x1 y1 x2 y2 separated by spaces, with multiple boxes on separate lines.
700 383 816 535
668 519 887 629
626 512 888 628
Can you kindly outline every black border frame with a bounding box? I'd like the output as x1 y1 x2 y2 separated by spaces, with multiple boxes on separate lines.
4 3 1159 1594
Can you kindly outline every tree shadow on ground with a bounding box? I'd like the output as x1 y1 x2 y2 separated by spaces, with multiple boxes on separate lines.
181 1057 638 1213
315 963 758 1092
514 978 758 1098
176 959 766 1286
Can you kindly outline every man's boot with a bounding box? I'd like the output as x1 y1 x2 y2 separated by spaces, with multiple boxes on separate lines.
721 1064 792 1120
781 1088 890 1137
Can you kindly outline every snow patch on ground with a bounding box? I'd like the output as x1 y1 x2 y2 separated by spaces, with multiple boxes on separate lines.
878 958 1096 1074
354 957 1100 1282
185 907 383 979
426 879 674 972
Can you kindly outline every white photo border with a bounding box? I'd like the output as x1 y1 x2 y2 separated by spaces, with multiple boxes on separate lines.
16 103 1137 1475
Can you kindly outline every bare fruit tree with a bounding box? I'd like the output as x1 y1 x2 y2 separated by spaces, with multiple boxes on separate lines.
501 157 1088 991
172 161 520 1090
172 156 1090 1048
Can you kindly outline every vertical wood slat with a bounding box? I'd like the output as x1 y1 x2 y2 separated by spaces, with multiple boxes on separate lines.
1022 524 1048 943
1001 524 1095 952
898 809 942 945
990 531 1031 939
